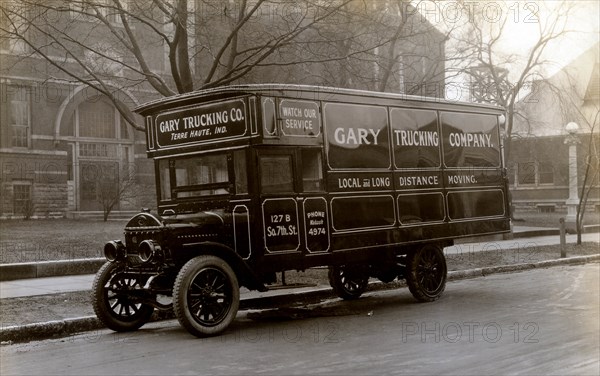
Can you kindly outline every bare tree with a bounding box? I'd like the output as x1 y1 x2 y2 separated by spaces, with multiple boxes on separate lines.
452 0 575 159
291 0 451 95
97 163 137 221
374 0 457 96
1 0 402 130
575 121 600 243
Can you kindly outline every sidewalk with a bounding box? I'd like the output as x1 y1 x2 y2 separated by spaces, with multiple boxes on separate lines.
1 227 598 299
1 275 96 299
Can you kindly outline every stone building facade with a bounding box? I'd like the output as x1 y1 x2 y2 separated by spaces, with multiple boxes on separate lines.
0 80 154 218
0 0 446 219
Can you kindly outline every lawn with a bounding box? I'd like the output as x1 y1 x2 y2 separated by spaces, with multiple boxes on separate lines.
513 210 600 228
0 210 599 264
0 219 126 264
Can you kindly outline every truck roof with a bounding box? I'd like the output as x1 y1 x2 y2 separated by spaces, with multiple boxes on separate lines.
135 84 504 115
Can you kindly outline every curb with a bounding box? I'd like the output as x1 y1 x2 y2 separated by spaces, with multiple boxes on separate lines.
512 229 559 238
2 254 599 345
0 258 105 281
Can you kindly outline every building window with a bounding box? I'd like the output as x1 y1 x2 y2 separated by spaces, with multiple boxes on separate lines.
80 161 118 202
79 102 115 138
1 10 28 53
120 117 130 139
74 97 134 211
80 143 116 158
517 162 536 185
13 183 32 215
10 99 29 147
515 161 554 186
538 205 556 213
538 162 554 184
507 163 516 186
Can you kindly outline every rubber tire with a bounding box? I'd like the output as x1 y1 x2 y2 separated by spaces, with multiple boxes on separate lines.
173 255 240 337
328 266 369 300
92 262 154 332
406 244 447 302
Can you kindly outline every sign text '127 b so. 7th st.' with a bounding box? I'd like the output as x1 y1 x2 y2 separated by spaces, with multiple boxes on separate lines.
154 99 247 147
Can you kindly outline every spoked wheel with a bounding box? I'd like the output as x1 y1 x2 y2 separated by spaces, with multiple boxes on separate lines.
328 266 369 300
92 262 154 332
406 244 447 302
173 256 240 337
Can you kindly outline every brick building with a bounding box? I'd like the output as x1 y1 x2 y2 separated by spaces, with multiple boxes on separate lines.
0 0 446 219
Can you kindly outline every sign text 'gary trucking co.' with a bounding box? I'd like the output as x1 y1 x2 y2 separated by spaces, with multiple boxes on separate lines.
154 99 247 147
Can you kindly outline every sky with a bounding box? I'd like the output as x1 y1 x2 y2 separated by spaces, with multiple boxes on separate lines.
413 0 599 100
417 0 598 61
499 0 599 75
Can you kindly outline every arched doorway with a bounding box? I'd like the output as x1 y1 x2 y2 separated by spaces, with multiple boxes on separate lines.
71 97 134 211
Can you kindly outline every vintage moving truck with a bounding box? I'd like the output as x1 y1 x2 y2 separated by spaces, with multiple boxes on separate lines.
93 84 511 337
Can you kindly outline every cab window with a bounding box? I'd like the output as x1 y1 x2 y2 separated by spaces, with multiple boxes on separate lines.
233 149 248 194
301 149 323 192
158 159 171 201
260 154 294 193
172 153 230 198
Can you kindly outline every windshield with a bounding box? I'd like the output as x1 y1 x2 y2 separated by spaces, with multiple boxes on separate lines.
175 154 229 197
158 151 247 201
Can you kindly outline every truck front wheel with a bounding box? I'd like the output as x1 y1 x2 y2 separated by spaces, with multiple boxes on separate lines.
173 255 240 337
92 262 154 332
406 244 447 302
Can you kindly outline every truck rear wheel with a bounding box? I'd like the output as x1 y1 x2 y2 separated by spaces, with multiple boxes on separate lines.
328 266 369 300
406 244 447 302
173 255 240 337
92 262 154 332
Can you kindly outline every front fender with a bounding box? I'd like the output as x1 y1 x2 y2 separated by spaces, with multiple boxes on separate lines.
182 242 267 292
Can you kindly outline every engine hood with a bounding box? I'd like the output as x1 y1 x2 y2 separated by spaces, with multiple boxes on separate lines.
125 212 163 230
162 209 228 227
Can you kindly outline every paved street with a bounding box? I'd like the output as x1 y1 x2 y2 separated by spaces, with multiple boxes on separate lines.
2 264 598 375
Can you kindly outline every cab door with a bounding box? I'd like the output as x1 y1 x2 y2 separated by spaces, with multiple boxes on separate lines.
257 147 329 255
231 149 252 260
257 149 301 254
298 148 329 253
